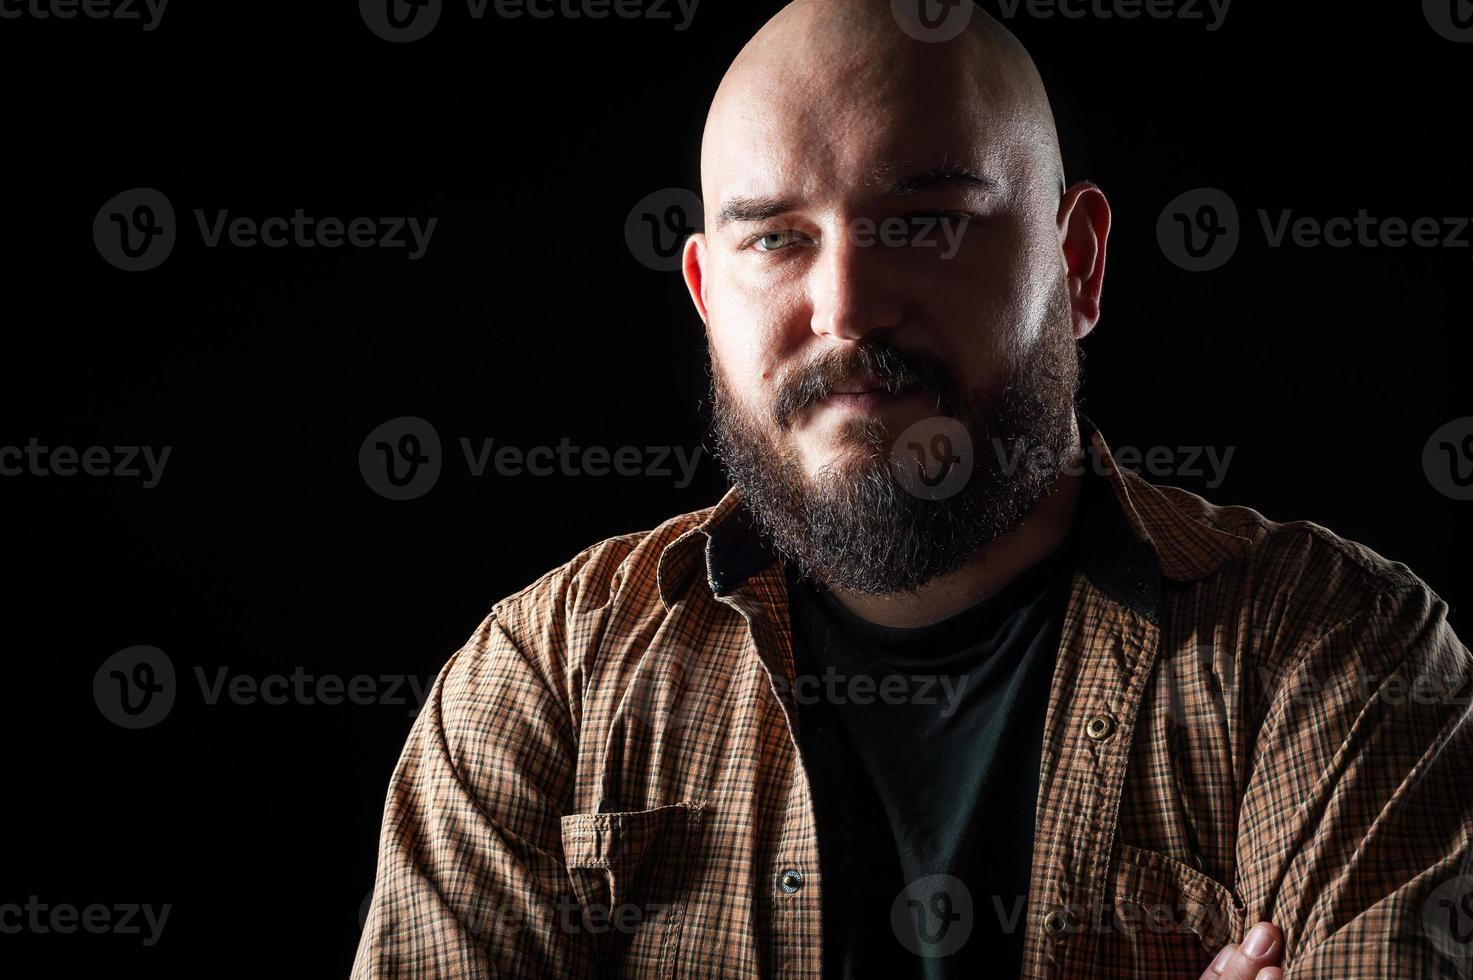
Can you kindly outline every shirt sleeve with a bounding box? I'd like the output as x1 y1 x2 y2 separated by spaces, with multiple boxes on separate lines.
1239 583 1473 979
351 611 595 979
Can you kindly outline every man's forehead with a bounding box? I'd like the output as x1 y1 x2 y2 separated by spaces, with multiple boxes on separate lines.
704 115 1007 220
701 76 1033 207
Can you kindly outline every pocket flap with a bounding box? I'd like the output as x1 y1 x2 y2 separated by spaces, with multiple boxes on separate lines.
560 801 705 870
1109 843 1243 952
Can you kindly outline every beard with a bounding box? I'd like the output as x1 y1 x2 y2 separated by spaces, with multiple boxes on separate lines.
704 283 1082 596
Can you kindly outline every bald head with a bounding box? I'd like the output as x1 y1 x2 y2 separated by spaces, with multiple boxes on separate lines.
700 0 1065 219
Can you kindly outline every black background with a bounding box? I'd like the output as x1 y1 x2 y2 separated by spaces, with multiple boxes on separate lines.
11 0 1472 975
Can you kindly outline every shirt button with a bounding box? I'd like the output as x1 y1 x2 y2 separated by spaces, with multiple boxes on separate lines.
1085 714 1117 742
778 869 804 894
1042 907 1072 937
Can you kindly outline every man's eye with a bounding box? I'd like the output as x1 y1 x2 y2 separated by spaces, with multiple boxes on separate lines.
752 230 804 252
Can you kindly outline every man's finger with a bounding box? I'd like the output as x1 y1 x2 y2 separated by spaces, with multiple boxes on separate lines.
1213 921 1283 980
1198 942 1238 979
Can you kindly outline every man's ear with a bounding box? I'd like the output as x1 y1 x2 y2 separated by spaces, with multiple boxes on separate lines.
1057 181 1110 341
682 233 710 325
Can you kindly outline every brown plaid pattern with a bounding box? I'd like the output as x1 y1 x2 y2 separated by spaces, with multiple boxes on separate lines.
353 416 1473 978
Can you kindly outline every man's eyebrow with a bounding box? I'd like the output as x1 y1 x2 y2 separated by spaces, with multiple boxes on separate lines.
714 165 997 228
885 164 998 197
717 196 799 227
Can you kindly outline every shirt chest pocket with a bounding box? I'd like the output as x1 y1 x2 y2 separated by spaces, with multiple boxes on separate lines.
1097 843 1245 975
560 801 706 979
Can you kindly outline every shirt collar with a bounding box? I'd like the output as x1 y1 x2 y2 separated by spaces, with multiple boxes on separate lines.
656 412 1252 622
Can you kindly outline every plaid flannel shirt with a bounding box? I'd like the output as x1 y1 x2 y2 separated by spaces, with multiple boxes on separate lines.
354 414 1473 979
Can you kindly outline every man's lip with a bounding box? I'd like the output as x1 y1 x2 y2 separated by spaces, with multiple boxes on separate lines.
823 385 920 398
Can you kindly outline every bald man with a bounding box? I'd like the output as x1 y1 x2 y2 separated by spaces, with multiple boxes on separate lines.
353 2 1473 978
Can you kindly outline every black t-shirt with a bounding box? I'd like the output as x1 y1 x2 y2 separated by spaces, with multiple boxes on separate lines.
785 531 1078 980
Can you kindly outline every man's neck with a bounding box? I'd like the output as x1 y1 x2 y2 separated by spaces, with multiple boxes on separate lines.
823 422 1086 629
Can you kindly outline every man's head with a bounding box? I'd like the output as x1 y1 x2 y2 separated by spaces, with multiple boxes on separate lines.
683 0 1110 595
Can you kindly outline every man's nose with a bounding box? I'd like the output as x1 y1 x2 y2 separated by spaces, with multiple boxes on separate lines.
808 231 903 342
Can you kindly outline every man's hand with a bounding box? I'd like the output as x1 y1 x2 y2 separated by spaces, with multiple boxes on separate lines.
1198 921 1283 980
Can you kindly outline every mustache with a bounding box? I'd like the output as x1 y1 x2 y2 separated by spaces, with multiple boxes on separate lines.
772 340 961 427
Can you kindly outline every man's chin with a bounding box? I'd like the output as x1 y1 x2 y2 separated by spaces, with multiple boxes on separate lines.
791 421 894 476
798 448 896 495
